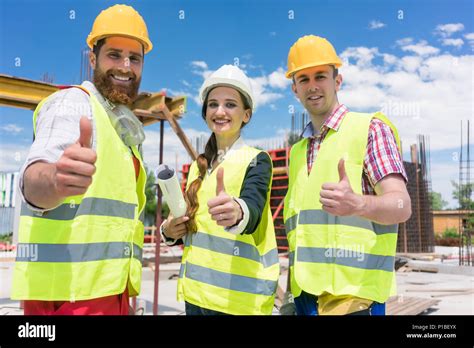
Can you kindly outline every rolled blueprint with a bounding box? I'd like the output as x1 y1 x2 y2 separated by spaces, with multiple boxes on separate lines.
155 164 187 218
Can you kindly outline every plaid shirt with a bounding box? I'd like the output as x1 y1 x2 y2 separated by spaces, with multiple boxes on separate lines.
302 104 407 194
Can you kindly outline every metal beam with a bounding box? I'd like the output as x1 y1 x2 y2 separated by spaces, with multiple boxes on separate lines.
0 74 187 127
0 74 58 110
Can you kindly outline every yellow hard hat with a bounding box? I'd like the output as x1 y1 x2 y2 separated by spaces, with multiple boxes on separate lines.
87 4 153 54
286 35 343 78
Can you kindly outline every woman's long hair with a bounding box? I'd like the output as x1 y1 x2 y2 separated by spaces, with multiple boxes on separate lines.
184 87 251 233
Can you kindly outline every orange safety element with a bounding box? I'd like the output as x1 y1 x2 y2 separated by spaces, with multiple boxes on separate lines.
286 35 343 78
87 4 153 54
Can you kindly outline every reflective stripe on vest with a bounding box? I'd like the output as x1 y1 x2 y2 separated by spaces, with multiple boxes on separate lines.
178 145 279 315
20 198 136 220
283 112 400 302
191 232 279 268
185 262 277 296
289 248 394 272
285 210 397 236
15 242 143 262
12 88 146 301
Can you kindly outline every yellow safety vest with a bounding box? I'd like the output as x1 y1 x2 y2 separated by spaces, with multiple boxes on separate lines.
12 87 146 301
177 145 280 315
283 112 401 303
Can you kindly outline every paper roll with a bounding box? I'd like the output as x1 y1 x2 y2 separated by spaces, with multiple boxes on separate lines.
156 164 187 218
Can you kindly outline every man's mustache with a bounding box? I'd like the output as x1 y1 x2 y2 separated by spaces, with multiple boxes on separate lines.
106 69 137 80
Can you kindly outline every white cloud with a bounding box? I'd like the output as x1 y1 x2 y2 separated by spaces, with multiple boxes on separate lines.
190 61 213 81
398 56 422 73
396 38 413 46
382 54 397 65
398 39 440 56
267 67 291 89
369 20 386 30
249 76 284 107
341 47 380 67
142 127 210 173
435 23 465 38
441 38 464 48
1 124 23 134
187 62 289 109
430 162 459 209
191 95 201 106
190 61 208 70
464 33 474 50
245 128 290 150
337 42 472 210
187 62 215 104
163 88 188 98
0 144 29 172
338 44 473 152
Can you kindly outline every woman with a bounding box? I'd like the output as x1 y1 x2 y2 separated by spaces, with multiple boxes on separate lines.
160 65 280 315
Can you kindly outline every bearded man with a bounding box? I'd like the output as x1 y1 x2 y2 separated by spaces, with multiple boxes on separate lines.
12 4 153 315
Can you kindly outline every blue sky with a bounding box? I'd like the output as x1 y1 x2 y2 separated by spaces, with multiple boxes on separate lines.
0 0 473 207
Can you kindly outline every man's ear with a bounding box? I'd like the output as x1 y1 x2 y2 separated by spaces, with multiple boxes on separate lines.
335 74 343 92
89 51 97 70
291 83 298 96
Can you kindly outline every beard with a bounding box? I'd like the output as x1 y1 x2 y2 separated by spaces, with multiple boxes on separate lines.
93 67 141 106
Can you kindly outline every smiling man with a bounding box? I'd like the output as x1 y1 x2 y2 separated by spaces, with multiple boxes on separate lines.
12 4 153 315
283 35 412 315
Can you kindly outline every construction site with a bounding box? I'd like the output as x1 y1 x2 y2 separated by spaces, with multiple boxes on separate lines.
0 69 472 316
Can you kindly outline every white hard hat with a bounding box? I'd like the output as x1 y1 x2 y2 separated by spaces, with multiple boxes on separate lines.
199 64 255 110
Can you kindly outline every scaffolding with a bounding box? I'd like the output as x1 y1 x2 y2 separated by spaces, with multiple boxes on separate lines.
458 120 473 266
80 47 92 82
397 135 435 253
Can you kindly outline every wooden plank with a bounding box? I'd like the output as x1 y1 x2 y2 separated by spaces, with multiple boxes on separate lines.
159 103 198 160
410 265 439 273
406 288 472 292
387 297 424 315
431 289 474 298
391 298 439 315
387 296 440 315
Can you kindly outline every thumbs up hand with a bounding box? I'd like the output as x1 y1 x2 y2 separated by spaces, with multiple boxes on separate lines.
54 117 98 197
77 115 93 148
319 159 364 216
215 166 226 196
207 167 243 227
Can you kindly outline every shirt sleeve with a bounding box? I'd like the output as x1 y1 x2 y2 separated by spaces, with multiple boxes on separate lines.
159 219 184 246
238 151 273 234
364 118 408 188
18 88 94 212
224 197 250 235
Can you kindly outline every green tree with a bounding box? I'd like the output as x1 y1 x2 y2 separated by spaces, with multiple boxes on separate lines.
451 181 474 234
144 167 157 226
144 167 170 227
429 191 448 210
451 180 474 210
287 132 301 146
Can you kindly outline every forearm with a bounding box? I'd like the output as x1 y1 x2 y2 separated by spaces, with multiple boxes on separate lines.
23 162 63 210
238 152 272 234
357 191 411 225
239 198 261 234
